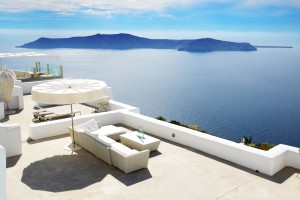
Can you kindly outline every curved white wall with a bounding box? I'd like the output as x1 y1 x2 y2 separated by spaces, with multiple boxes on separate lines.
0 145 6 200
28 106 300 176
120 110 300 176
0 102 4 120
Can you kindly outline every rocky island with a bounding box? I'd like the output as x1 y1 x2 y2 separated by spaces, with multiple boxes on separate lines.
17 33 257 53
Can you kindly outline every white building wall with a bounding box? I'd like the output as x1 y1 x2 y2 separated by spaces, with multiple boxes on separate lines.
119 110 300 176
0 145 6 200
0 102 4 120
27 103 300 176
29 111 122 140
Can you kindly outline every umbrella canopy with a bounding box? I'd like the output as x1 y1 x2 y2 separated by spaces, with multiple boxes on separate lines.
31 79 107 105
31 79 108 150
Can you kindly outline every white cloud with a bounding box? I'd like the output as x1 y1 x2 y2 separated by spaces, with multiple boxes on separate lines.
240 0 300 8
0 0 198 15
0 0 299 16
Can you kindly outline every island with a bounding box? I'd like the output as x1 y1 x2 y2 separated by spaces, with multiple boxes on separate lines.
254 46 293 49
17 33 257 53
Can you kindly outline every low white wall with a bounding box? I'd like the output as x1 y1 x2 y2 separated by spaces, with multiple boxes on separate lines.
0 123 22 157
119 110 300 176
0 102 4 120
20 80 54 94
109 100 140 113
29 111 122 140
0 145 6 200
8 86 24 110
28 107 300 176
84 100 139 113
29 99 139 140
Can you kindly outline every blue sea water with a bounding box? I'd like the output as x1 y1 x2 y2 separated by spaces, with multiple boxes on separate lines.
1 33 300 147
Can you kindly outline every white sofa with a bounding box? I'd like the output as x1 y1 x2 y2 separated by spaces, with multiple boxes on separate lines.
109 143 150 174
0 145 6 200
0 123 22 157
70 119 150 173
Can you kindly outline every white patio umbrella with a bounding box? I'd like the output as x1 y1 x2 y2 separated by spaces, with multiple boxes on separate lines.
31 79 108 150
0 66 16 114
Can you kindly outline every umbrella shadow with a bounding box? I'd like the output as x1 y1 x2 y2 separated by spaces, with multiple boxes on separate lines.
76 150 153 186
21 154 107 192
22 149 154 192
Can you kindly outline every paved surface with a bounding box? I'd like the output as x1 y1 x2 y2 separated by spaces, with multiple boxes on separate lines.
3 95 300 200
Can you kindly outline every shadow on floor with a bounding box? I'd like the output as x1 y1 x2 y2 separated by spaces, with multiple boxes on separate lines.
0 109 21 123
6 155 21 168
27 133 69 144
21 152 106 192
21 148 152 192
76 149 153 187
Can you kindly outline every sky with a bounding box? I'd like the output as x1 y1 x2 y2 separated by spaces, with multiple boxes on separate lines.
0 0 299 33
0 0 300 48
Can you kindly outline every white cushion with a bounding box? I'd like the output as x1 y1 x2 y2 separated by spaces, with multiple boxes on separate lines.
96 135 117 147
75 123 89 132
84 129 99 139
111 143 137 155
91 125 125 136
85 119 99 132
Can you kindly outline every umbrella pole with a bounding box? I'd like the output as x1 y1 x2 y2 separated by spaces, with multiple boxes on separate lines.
71 104 75 149
64 104 81 151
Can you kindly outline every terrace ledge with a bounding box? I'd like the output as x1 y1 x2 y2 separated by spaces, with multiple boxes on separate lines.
0 145 6 200
28 106 300 176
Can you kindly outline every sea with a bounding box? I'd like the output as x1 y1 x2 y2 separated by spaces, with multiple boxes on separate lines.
1 30 300 147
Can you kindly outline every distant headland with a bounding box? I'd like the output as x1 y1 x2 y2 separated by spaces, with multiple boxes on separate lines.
17 33 258 53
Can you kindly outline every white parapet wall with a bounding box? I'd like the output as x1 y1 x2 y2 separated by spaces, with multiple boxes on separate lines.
0 145 6 200
119 110 300 176
29 100 139 140
19 80 51 94
109 100 140 113
28 107 300 176
0 123 22 157
29 111 123 140
0 102 4 120
7 86 24 110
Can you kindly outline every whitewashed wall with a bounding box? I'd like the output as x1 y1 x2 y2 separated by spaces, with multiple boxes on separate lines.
7 86 24 110
0 102 4 120
29 111 122 140
29 98 139 140
0 145 6 200
0 123 22 157
119 110 300 176
19 80 49 94
28 103 300 176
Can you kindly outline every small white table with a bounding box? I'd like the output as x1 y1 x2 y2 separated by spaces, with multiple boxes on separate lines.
120 131 161 151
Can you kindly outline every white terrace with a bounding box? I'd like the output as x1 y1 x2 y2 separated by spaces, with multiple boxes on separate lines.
1 81 300 200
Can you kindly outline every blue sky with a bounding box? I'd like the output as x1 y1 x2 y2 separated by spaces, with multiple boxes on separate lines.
0 0 300 33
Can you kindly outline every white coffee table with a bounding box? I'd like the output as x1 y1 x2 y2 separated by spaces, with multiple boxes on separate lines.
120 131 161 151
